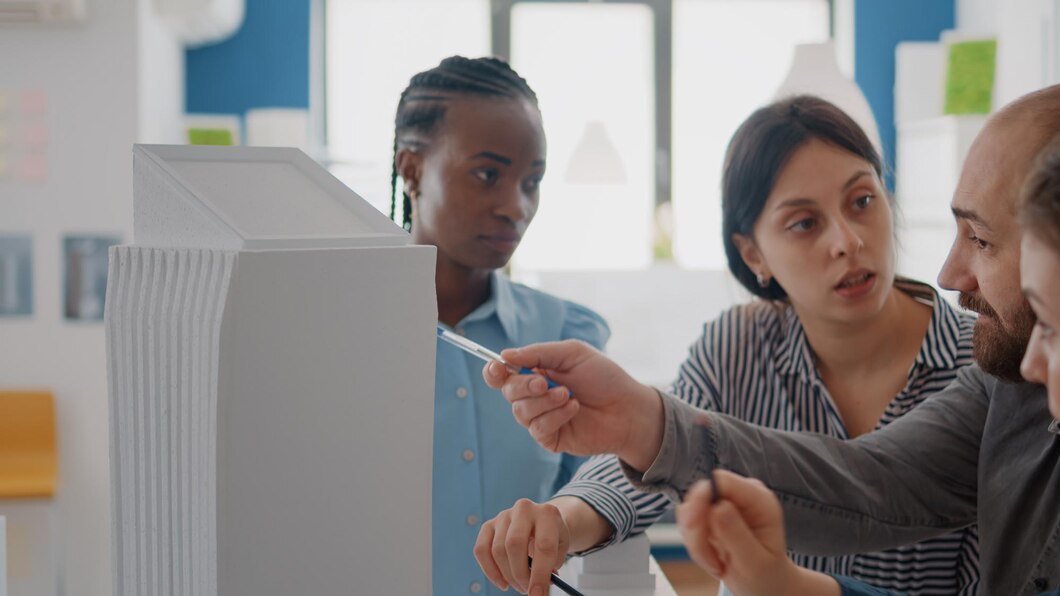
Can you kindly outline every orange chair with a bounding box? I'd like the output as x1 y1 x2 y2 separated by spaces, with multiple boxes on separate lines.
0 391 57 498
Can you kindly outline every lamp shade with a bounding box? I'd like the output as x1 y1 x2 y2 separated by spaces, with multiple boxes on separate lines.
773 41 883 155
564 121 628 185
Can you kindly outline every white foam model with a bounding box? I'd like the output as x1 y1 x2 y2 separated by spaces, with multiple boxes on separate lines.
107 145 437 596
553 534 676 596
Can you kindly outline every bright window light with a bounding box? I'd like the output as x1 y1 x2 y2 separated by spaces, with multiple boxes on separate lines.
510 3 655 271
671 0 828 269
325 0 490 218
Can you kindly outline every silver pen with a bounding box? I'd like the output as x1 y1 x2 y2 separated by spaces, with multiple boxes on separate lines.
436 325 563 391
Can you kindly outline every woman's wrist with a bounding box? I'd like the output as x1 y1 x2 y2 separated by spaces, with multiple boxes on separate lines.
788 564 842 596
551 496 614 553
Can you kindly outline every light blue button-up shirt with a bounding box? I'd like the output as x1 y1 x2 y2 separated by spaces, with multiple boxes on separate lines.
433 272 609 596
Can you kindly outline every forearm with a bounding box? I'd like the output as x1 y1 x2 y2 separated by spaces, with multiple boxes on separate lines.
615 384 667 472
713 405 979 554
628 380 982 555
550 496 614 553
556 455 675 552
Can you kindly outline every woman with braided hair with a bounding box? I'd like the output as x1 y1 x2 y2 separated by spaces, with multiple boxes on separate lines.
389 56 610 596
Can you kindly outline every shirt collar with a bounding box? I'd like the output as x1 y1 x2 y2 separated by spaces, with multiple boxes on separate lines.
459 271 518 340
773 278 962 380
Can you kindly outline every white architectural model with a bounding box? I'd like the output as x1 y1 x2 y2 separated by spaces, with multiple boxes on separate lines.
106 145 437 595
553 533 669 596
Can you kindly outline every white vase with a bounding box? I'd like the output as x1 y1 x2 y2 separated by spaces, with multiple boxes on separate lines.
774 41 884 156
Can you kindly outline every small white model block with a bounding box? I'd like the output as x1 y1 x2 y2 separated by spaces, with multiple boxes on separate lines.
555 533 657 595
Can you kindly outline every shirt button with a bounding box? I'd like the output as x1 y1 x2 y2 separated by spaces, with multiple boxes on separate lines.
466 514 479 526
463 449 475 462
1034 578 1049 590
470 581 482 594
456 387 468 399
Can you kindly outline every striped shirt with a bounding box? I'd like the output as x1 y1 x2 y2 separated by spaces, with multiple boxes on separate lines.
557 279 980 595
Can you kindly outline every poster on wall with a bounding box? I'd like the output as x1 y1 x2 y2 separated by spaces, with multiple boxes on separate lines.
0 234 33 317
63 234 121 322
0 88 50 184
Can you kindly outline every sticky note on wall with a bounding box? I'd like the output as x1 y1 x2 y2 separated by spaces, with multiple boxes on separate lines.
188 128 235 146
944 39 996 115
184 114 241 146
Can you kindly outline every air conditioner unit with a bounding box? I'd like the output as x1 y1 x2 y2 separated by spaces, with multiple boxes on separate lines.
156 0 244 48
0 0 85 21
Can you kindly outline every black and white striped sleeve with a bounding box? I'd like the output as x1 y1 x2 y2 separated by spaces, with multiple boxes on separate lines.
554 313 734 553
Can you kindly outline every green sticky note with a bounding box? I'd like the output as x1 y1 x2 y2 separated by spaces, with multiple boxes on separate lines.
945 39 996 115
188 127 235 146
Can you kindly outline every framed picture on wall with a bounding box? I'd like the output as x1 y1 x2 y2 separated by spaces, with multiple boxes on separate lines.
62 234 121 322
0 234 33 317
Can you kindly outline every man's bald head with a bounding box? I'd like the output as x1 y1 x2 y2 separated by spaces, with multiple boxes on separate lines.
982 85 1060 214
940 84 1060 382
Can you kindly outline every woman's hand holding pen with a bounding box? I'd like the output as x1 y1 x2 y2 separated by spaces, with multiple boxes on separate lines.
483 339 665 471
475 496 614 596
677 470 841 596
474 498 570 595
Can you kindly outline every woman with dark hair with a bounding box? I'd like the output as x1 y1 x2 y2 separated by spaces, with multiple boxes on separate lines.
474 96 980 595
673 134 1060 596
391 56 610 596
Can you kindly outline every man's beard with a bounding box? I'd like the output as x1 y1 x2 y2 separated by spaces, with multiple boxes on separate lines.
959 292 1036 382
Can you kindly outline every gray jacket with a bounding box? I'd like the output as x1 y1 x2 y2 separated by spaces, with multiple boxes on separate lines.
626 364 1059 595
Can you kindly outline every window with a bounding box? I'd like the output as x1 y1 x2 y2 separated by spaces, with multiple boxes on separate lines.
509 3 655 270
325 0 490 217
324 0 830 271
671 0 829 268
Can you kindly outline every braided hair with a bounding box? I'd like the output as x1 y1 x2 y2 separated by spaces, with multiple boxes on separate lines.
390 56 539 231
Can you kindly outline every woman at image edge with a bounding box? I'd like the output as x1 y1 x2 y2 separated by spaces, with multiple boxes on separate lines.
674 134 1060 596
475 96 979 595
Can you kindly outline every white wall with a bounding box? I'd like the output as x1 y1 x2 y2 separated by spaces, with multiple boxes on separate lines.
0 1 182 594
516 265 750 387
955 0 1060 108
955 0 998 34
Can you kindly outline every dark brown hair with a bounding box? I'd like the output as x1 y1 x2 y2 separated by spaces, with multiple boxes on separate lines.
722 95 884 299
1019 134 1060 251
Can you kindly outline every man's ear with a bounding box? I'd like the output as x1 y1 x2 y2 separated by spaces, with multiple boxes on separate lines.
395 148 423 196
732 233 768 278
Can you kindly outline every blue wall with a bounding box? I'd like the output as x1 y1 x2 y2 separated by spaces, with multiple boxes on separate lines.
854 0 955 188
185 0 310 115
